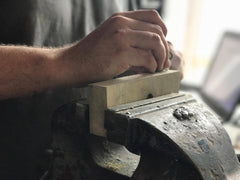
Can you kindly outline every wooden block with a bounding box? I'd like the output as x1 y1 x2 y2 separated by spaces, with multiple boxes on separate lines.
89 70 181 137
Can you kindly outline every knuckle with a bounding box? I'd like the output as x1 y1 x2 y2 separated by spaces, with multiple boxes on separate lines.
113 29 128 42
151 33 161 43
148 9 168 35
111 12 121 17
115 28 128 35
154 25 164 36
149 9 160 18
163 25 168 35
109 15 127 27
113 29 129 51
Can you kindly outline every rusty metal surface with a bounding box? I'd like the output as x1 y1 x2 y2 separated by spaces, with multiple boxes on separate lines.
89 135 140 177
106 93 240 180
48 99 207 180
48 93 240 179
48 102 129 180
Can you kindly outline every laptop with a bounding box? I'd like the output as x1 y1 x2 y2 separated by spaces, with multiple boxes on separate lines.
181 31 240 121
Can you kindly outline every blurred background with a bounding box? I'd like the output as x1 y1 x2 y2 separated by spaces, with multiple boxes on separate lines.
141 0 240 85
138 0 240 153
164 0 240 85
164 0 240 153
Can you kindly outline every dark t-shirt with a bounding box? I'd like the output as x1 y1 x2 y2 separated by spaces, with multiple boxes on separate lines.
0 0 136 179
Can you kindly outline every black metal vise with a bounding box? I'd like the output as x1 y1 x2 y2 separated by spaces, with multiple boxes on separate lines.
48 93 240 180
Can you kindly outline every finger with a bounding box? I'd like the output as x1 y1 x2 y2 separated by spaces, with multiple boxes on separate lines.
121 29 166 71
162 41 174 69
126 48 157 73
107 15 169 69
113 9 167 36
126 17 169 70
167 41 174 47
130 66 148 73
162 36 169 69
164 58 171 69
115 16 169 68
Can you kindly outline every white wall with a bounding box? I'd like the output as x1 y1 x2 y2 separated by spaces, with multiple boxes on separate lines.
164 0 240 85
164 0 188 51
198 0 240 59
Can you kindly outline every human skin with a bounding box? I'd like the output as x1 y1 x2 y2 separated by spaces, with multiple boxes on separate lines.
168 41 184 79
0 10 182 100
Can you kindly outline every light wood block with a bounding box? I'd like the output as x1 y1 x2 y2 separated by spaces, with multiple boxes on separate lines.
89 70 181 137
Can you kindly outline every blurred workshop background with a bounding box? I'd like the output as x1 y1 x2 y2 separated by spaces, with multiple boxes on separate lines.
144 0 239 85
146 0 240 153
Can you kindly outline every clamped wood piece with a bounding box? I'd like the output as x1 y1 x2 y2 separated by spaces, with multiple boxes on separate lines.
89 70 181 137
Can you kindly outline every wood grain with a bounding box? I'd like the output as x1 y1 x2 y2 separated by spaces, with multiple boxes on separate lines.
89 70 181 137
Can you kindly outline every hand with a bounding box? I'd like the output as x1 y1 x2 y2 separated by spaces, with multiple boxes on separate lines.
168 41 184 79
56 10 170 86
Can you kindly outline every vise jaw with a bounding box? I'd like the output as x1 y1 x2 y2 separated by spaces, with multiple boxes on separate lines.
105 93 240 179
89 70 180 137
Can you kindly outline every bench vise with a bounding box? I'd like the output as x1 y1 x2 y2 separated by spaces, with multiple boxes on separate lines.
50 70 240 180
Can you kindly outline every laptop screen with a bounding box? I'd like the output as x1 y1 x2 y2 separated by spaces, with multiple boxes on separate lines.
201 32 240 120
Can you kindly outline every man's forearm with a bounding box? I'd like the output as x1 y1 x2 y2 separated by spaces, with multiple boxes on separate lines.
0 46 63 99
0 10 180 100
